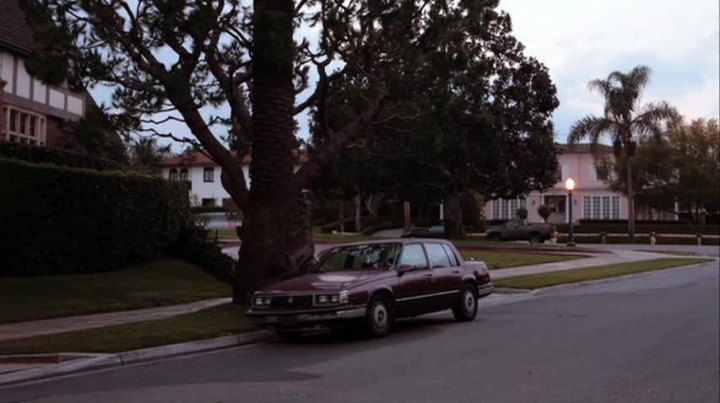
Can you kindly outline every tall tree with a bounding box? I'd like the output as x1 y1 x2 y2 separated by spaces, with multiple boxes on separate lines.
568 66 679 241
595 118 720 223
24 0 487 302
315 3 559 237
129 137 171 174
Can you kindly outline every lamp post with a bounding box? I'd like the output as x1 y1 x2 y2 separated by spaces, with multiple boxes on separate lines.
565 178 576 247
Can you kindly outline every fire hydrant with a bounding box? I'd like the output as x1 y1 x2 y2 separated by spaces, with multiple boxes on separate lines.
649 231 657 246
697 233 703 246
600 232 607 244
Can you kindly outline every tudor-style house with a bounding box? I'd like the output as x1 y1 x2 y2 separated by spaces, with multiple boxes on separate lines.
482 143 679 224
0 0 89 147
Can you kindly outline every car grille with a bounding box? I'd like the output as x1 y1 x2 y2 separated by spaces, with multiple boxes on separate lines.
269 295 315 309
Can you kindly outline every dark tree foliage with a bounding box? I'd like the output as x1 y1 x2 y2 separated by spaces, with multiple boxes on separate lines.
23 0 482 301
314 2 559 237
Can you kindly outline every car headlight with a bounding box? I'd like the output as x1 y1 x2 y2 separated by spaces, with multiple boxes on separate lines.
254 297 264 306
253 296 272 306
339 290 350 304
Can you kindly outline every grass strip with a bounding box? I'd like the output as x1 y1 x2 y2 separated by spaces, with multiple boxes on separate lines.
0 304 253 355
463 251 581 270
494 258 716 289
0 259 230 324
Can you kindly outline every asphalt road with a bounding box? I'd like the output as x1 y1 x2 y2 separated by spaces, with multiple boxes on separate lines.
2 262 718 403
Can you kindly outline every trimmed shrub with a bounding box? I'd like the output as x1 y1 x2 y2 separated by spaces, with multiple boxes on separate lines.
555 223 719 235
0 142 124 171
171 222 235 284
0 158 190 276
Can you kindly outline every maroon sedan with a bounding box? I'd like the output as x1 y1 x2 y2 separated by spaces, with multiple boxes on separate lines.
247 239 493 339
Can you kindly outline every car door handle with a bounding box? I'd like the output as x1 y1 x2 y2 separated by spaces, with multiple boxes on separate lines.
452 270 460 274
423 273 432 278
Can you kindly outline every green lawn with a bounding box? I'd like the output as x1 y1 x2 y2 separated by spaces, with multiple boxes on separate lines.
463 251 581 270
0 304 253 354
494 258 716 289
0 259 230 324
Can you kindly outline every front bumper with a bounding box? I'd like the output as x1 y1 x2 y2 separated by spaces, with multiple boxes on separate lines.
247 306 366 328
477 282 494 298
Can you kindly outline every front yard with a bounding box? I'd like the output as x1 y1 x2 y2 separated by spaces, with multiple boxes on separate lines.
0 259 230 324
462 251 582 269
0 304 252 354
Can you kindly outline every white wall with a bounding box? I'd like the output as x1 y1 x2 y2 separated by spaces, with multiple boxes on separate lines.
162 165 250 207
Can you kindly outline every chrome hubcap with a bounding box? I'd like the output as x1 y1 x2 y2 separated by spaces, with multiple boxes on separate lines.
464 291 475 313
373 304 387 329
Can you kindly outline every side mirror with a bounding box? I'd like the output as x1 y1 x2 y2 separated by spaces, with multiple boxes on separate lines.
397 265 414 275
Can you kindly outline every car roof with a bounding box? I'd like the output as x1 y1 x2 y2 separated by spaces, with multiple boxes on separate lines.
326 238 451 247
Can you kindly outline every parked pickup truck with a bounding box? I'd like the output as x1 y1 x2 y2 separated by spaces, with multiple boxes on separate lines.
485 220 555 243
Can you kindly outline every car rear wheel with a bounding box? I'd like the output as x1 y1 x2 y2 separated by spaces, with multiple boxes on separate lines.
529 233 541 243
365 295 393 337
486 233 501 242
452 284 478 322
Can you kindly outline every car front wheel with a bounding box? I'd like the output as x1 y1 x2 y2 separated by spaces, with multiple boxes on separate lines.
452 284 478 322
365 295 393 337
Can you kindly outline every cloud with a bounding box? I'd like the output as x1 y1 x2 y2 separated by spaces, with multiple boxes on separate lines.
500 0 720 136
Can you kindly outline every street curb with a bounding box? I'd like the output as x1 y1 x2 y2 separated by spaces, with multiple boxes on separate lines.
529 260 719 295
0 330 272 387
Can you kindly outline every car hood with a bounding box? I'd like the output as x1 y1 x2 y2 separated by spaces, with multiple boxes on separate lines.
258 271 388 293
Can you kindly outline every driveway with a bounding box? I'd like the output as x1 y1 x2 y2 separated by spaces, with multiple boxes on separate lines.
2 262 717 403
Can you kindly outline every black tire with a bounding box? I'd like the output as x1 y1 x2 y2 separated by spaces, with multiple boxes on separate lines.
365 295 393 337
529 233 541 243
486 233 501 242
276 329 303 342
452 284 478 322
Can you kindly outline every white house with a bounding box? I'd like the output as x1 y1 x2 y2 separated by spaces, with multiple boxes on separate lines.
482 144 678 223
160 150 307 207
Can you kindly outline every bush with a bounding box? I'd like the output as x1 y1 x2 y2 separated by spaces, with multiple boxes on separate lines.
516 207 528 221
0 158 190 276
320 216 381 233
171 222 235 284
0 142 124 171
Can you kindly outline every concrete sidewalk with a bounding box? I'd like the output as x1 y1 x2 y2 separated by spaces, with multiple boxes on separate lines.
490 249 698 279
0 298 231 342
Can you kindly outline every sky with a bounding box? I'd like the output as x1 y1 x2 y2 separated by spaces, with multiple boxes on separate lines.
92 0 720 147
498 0 720 140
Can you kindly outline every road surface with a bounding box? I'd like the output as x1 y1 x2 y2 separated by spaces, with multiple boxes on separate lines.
2 262 718 403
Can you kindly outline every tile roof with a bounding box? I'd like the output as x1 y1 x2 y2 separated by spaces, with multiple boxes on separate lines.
0 0 35 56
160 149 309 167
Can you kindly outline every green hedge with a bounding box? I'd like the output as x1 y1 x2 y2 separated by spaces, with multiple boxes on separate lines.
555 223 720 235
0 142 124 171
556 234 719 245
0 158 190 276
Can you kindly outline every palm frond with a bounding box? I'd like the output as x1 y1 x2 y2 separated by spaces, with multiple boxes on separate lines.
568 115 615 144
632 101 681 140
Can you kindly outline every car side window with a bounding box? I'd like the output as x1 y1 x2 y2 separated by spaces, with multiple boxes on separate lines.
441 243 459 266
398 244 428 270
426 243 452 269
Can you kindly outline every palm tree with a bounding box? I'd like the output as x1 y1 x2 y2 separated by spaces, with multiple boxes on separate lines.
130 138 171 174
568 66 679 242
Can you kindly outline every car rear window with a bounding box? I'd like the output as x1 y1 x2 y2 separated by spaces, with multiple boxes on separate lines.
441 243 459 266
426 243 451 268
398 244 428 270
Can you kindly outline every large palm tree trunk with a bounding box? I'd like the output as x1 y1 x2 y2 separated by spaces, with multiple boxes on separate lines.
443 192 465 239
233 0 315 304
626 155 636 243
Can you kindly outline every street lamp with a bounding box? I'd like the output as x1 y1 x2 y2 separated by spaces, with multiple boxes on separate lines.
565 178 576 247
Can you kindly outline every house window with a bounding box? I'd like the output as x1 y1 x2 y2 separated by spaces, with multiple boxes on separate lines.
592 197 601 219
611 196 620 219
201 198 216 207
222 198 233 208
203 167 214 182
491 197 527 220
583 196 591 219
179 168 189 181
4 106 46 146
169 168 178 180
596 165 608 181
602 196 611 219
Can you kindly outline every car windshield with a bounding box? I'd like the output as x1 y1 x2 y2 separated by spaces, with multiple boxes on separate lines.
316 243 401 272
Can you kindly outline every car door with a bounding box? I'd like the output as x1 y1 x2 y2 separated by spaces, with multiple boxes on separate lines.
394 243 434 317
503 220 522 240
424 242 463 310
